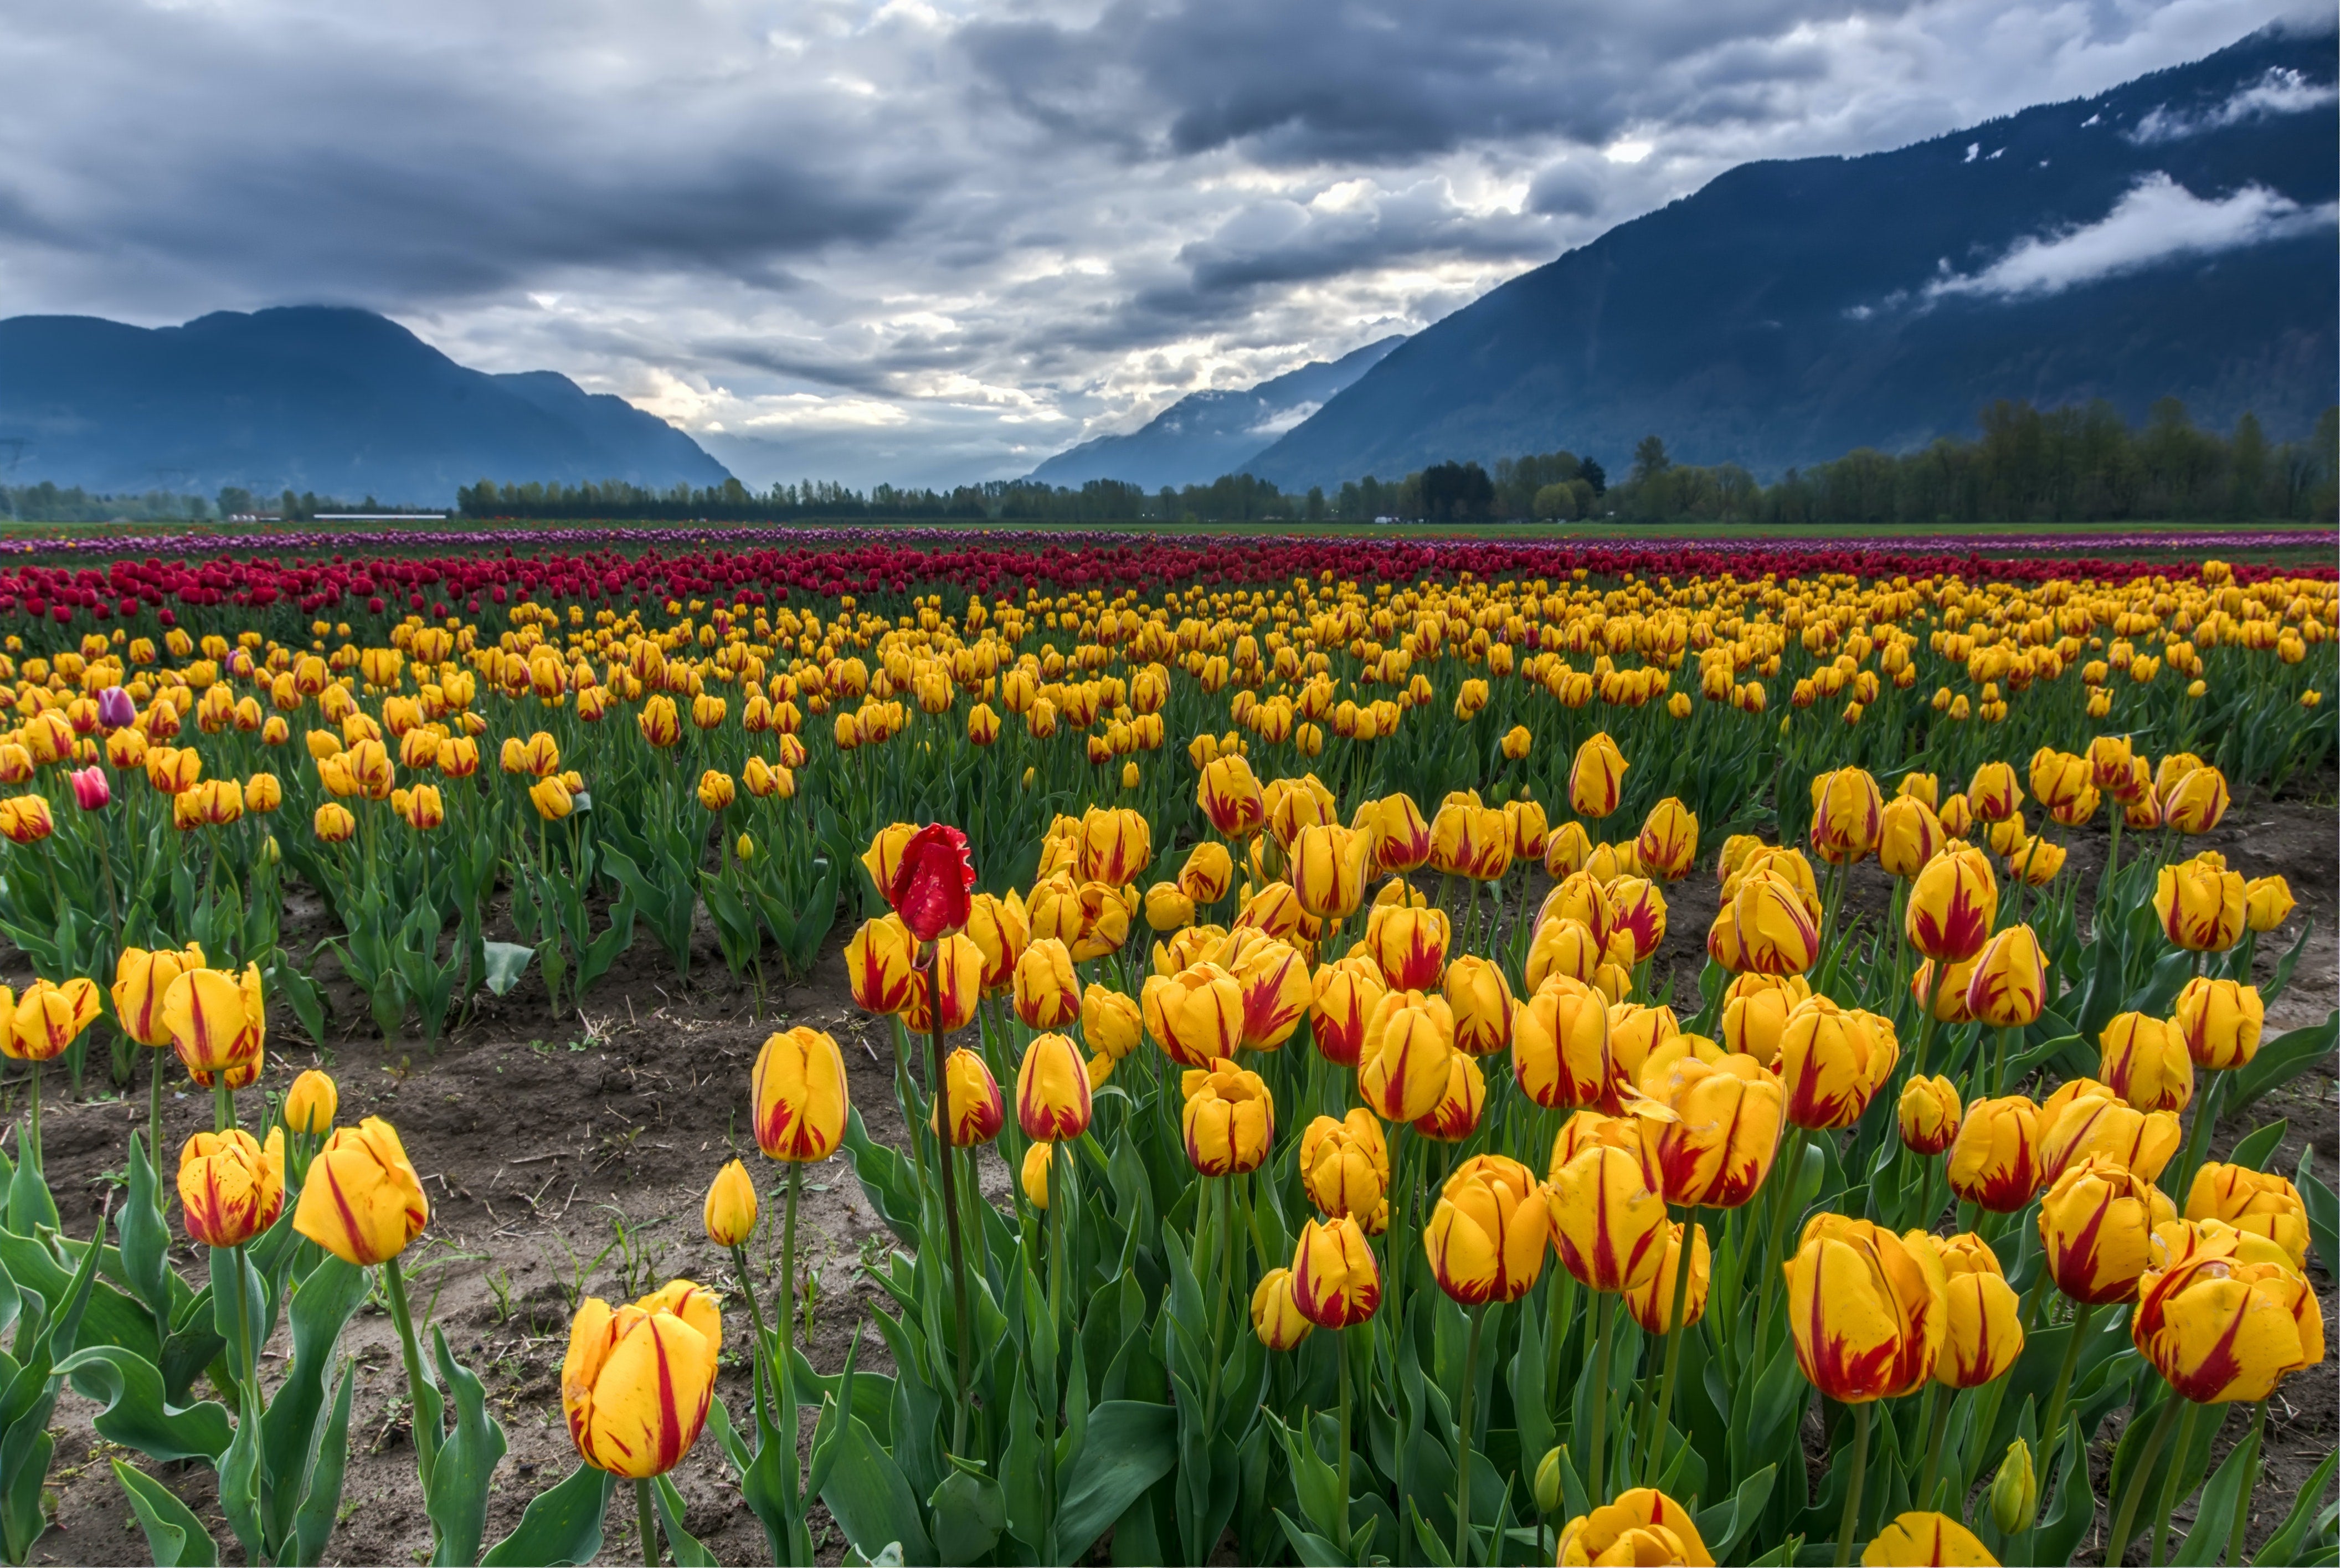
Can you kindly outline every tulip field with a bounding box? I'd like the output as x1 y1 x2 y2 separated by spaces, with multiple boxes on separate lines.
0 528 2332 1567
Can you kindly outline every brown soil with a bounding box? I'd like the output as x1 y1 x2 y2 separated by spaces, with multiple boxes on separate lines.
10 795 2336 1566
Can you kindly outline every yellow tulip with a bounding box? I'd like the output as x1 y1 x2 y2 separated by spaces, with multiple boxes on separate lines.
1897 1075 1962 1156
1637 1036 1782 1209
1904 845 1997 962
703 1159 758 1247
2172 975 2263 1070
1442 955 1515 1058
1860 1512 1999 1566
2133 1220 2322 1403
1876 795 1943 880
1290 821 1370 919
178 1127 286 1248
2185 1164 2311 1266
1717 972 1810 1069
1021 1140 1054 1209
1786 1214 1947 1402
2097 1011 2192 1114
963 891 1029 994
1017 1031 1093 1141
1357 988 1457 1123
2244 875 2296 932
1624 1219 1709 1335
1921 1233 2024 1388
2154 854 2245 952
1289 1215 1380 1329
2037 1077 2180 1185
1776 995 1899 1131
1251 1267 1313 1349
1181 1057 1274 1174
1411 1050 1486 1141
2038 1155 2177 1304
1542 819 1594 879
1568 732 1628 819
1556 1488 1713 1566
561 1281 722 1477
1947 1094 2043 1214
751 1027 848 1161
1547 1142 1668 1293
1963 924 2046 1029
528 775 574 820
292 1115 429 1265
1079 981 1143 1065
1012 937 1081 1029
160 965 264 1088
284 1067 338 1135
1300 1109 1389 1234
931 1047 1005 1147
1143 882 1196 932
2028 747 2097 827
1144 962 1246 1067
1424 1154 1547 1304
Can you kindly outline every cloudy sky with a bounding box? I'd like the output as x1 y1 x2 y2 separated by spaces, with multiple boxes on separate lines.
0 0 2310 489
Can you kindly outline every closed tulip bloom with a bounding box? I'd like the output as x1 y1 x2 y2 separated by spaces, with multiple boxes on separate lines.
1227 933 1313 1049
2098 1012 2193 1113
1905 846 1997 963
2185 1164 2311 1266
1080 981 1143 1065
963 891 1029 993
1021 1140 1054 1209
1012 937 1081 1028
1289 1215 1381 1328
1625 1219 1710 1334
1076 804 1151 887
1910 957 1978 1024
1947 1096 2043 1213
2028 747 2096 827
178 1127 286 1248
1606 1005 1677 1089
932 1047 1005 1147
2039 1155 2177 1304
1428 798 1513 880
314 801 357 841
293 1116 429 1265
2133 1221 2322 1404
1252 1267 1314 1349
112 943 205 1049
1544 819 1595 879
2161 765 2229 833
1718 972 1810 1068
1308 957 1386 1067
2154 855 2246 952
1706 871 1819 976
1549 1143 1668 1293
886 824 978 943
2218 868 2287 935
1637 1036 1783 1209
1199 754 1265 838
1896 772 1941 808
284 1067 338 1135
1808 767 1884 864
1017 1032 1093 1141
161 965 264 1087
1412 1050 1487 1140
1556 1488 1714 1567
703 1159 758 1247
1442 955 1515 1057
1634 798 1698 882
846 915 917 1015
563 1281 722 1478
1505 797 1549 861
1606 878 1667 965
695 769 735 811
1177 841 1235 903
1787 1214 1947 1402
1354 793 1433 875
1897 1075 1962 1156
1568 732 1628 819
1361 901 1450 990
1144 962 1246 1067
1357 988 1457 1122
903 933 983 1035
1937 793 1974 838
1964 924 2047 1029
1777 996 1899 1130
528 775 574 820
1300 1109 1389 1233
1291 821 1371 918
1513 974 1613 1110
2172 975 2263 1070
1860 1512 1999 1567
1182 1057 1274 1173
1230 880 1303 944
1143 882 1196 932
1526 916 1606 991
752 1027 849 1161
1968 761 2022 821
2004 834 2066 887
1426 1154 1547 1303
1876 796 1943 880
1923 1234 2024 1388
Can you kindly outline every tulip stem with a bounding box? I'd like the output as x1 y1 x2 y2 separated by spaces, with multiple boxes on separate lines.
1334 1323 1354 1555
2174 1068 2225 1201
213 1072 234 1135
925 983 974 1456
1833 1400 1871 1567
635 1476 661 1567
2150 1397 2205 1568
1544 1263 1573 1414
1990 1025 2014 1097
727 1242 776 1407
1641 1211 1699 1486
1912 960 1949 1078
1915 1384 1952 1510
1584 1291 1617 1498
147 1052 168 1179
2038 1298 2094 1460
381 1255 441 1495
2106 1390 2183 1566
24 1060 40 1171
783 1160 800 1361
1454 1302 1485 1566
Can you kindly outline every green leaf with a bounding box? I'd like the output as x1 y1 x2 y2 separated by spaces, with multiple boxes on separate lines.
2227 1013 2338 1115
2298 1150 2337 1277
2172 1419 2256 1566
218 1385 265 1565
289 1360 356 1568
117 1131 173 1329
2032 1419 2096 1567
817 1415 935 1566
1000 1363 1048 1548
1058 1401 1181 1561
927 1467 1006 1565
6 1144 56 1235
425 1324 507 1567
2229 1119 2288 1175
653 1474 721 1568
479 1462 617 1567
262 1255 369 1551
52 1345 232 1462
111 1457 221 1567
480 941 534 997
1272 1508 1350 1568
2252 1448 2337 1566
1693 1463 1776 1562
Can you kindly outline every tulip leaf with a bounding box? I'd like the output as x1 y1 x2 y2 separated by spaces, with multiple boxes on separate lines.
479 941 534 997
261 1255 368 1545
1694 1463 1775 1561
2032 1420 2096 1566
2260 916 2317 1006
425 1324 507 1568
652 1474 721 1567
2228 1012 2338 1116
999 1367 1048 1547
2172 1418 2257 1567
927 1467 1006 1566
1058 1399 1179 1561
117 1130 173 1330
290 1358 356 1568
2296 1149 2337 1276
816 1413 936 1566
482 1457 618 1567
2229 1119 2288 1175
111 1456 221 1567
2253 1448 2338 1566
6 1145 56 1236
52 1345 232 1462
1272 1507 1350 1568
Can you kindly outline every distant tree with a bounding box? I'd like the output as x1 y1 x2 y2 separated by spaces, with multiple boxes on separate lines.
2229 412 2267 518
216 486 254 518
1581 459 1607 496
1419 461 1495 520
1631 436 1671 484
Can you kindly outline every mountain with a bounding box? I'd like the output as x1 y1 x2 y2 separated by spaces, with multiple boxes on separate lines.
1030 336 1405 489
1246 22 2338 490
0 306 729 505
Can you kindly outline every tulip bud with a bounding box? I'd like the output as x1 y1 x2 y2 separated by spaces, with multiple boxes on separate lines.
2172 975 2263 1070
1634 797 1698 882
1442 955 1515 1057
1012 937 1081 1029
703 1159 758 1247
2161 765 2230 832
293 1116 429 1265
284 1068 338 1135
1624 1219 1710 1334
1897 1075 1962 1156
1181 1057 1274 1174
562 1281 721 1478
1968 760 2022 821
1542 819 1593 879
1983 1441 2038 1535
1289 1216 1380 1328
1198 753 1265 838
1807 767 1883 865
2243 875 2295 932
752 1027 849 1161
1021 1141 1053 1210
846 915 918 1016
1876 795 1942 879
1905 845 1997 963
1017 1032 1093 1142
1251 1267 1313 1349
1532 1448 1564 1515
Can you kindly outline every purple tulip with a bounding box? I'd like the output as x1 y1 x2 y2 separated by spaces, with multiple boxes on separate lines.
96 687 136 729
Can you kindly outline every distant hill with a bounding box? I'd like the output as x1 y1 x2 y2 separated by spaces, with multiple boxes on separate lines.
1030 336 1405 490
1246 22 2338 489
0 306 729 505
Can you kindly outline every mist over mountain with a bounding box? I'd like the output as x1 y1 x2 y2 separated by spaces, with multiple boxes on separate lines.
0 306 728 505
1246 22 2338 491
1028 336 1404 490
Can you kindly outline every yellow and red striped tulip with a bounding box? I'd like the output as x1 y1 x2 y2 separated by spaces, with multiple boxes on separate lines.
2039 1155 2177 1304
2133 1220 2322 1402
292 1115 429 1265
1637 1035 1783 1209
1786 1214 1947 1402
1776 995 1899 1130
1897 1075 1962 1157
2099 1011 2193 1113
1300 1109 1389 1233
932 1047 1005 1147
1289 1215 1380 1329
2038 1077 2179 1184
562 1281 722 1478
2185 1164 2311 1266
1556 1488 1712 1567
1947 1095 2043 1214
1513 974 1614 1111
1624 1219 1709 1334
2172 976 2263 1071
178 1127 286 1248
2154 853 2246 952
1424 1154 1547 1304
751 1027 849 1161
1568 732 1628 819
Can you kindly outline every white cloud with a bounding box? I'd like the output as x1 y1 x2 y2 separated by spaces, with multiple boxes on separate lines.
1930 172 2334 300
2130 64 2338 142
